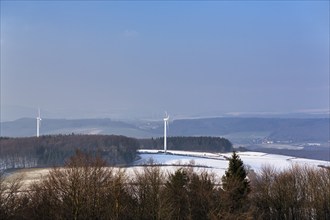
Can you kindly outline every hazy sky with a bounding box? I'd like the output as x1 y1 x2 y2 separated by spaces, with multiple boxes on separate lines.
1 1 329 120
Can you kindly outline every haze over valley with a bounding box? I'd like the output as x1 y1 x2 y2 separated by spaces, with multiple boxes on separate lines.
1 2 329 218
1 116 329 161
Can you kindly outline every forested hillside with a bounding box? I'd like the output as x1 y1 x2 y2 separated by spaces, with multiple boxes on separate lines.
0 135 139 169
0 135 233 170
1 117 328 143
139 136 232 152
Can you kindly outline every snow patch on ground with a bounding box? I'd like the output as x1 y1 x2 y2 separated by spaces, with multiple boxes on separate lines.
5 150 329 188
136 149 330 176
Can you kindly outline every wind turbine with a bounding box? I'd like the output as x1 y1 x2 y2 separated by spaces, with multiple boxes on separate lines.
163 112 169 154
36 108 42 137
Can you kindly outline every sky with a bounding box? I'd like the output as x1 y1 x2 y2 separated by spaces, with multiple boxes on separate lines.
1 1 329 121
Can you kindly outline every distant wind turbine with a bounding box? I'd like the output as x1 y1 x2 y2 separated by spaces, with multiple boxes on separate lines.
36 108 42 137
163 112 169 153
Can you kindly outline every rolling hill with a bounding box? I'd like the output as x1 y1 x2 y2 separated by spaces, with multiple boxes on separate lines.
1 117 329 144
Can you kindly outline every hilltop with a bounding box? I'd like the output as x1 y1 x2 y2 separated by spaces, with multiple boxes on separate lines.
1 117 329 161
0 135 232 170
1 117 328 143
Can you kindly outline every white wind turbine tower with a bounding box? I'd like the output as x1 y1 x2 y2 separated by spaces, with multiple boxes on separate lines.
36 108 42 137
163 112 169 154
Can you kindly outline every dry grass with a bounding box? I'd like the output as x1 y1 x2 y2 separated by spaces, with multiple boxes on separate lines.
5 168 51 189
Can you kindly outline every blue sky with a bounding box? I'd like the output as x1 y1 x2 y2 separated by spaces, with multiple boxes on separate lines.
1 1 329 120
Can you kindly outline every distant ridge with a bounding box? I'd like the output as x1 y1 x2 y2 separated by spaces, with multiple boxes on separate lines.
168 117 329 142
0 118 150 138
1 117 329 143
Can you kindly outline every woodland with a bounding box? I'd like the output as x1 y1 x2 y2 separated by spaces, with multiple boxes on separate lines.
0 135 232 170
1 151 329 220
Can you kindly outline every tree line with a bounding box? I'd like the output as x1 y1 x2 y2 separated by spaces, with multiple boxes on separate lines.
139 136 232 152
0 135 232 170
1 151 329 220
0 135 140 169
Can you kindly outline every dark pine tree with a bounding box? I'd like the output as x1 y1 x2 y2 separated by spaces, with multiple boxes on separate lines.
221 151 250 216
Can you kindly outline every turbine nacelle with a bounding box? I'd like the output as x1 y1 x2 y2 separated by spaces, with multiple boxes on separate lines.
163 112 170 122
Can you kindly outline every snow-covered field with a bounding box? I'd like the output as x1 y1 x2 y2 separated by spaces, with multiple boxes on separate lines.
135 149 330 177
4 150 329 187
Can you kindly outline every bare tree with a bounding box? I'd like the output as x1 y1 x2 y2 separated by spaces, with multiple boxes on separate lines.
250 164 330 220
131 165 165 220
27 150 135 219
0 171 25 219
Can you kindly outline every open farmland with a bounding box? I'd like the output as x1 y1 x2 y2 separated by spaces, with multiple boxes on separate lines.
6 150 329 187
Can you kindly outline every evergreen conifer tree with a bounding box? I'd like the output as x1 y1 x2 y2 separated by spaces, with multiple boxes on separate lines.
221 151 250 214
